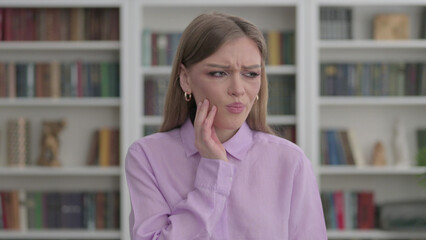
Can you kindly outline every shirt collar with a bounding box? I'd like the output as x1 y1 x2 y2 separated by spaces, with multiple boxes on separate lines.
180 117 253 161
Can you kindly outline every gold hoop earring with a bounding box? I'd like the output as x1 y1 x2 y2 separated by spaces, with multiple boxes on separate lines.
184 92 192 102
256 95 259 101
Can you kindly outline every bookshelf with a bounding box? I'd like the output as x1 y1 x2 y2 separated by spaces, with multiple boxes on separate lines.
133 0 306 148
310 0 426 238
0 0 130 239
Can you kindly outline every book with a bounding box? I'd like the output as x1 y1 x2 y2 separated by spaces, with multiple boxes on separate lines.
379 200 426 230
98 128 111 166
321 62 426 96
334 191 345 230
1 8 118 41
26 191 119 230
7 118 31 166
322 190 375 230
422 7 426 38
61 193 83 229
321 129 362 166
267 31 281 66
95 192 106 229
357 192 375 229
417 129 426 166
0 9 3 40
320 7 352 40
0 63 6 97
88 128 120 166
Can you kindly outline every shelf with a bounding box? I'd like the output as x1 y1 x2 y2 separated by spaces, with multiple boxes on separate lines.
141 65 296 76
140 0 299 6
0 98 121 107
319 40 426 49
0 41 120 51
319 166 426 175
0 166 120 177
267 115 297 125
327 229 426 239
319 97 426 106
0 0 124 7
317 0 426 6
265 65 297 75
0 230 120 239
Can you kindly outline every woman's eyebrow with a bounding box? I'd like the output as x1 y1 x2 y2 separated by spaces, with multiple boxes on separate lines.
206 63 261 69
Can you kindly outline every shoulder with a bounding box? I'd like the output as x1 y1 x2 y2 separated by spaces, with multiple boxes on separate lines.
128 128 181 154
252 130 307 162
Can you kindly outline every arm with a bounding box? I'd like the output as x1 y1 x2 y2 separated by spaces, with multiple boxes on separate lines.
126 146 234 240
288 154 328 240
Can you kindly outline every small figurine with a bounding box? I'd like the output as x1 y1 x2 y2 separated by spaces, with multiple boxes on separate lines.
392 119 411 167
37 120 66 167
372 141 387 166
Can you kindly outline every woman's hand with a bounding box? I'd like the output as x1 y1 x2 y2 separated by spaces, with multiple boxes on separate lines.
194 99 228 161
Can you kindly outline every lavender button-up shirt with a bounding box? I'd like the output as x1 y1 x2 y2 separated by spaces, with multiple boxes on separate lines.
125 118 327 240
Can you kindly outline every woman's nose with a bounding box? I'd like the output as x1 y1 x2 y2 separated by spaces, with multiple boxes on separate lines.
228 74 245 97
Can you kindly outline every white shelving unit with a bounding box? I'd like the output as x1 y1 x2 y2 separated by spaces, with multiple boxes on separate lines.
133 0 307 150
0 230 121 239
1 0 425 239
310 0 426 239
0 0 131 239
327 229 426 239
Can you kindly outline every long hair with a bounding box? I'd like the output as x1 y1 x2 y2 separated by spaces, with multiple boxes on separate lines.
159 12 273 134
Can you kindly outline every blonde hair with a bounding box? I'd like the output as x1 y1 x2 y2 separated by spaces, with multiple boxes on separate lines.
159 12 273 134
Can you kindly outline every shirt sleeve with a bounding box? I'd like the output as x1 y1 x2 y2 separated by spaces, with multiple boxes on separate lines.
125 144 235 240
288 154 328 240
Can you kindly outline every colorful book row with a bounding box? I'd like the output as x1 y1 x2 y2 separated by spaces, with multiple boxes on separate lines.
87 128 120 167
142 30 182 66
268 75 295 115
320 63 426 96
320 7 352 40
26 191 119 230
0 8 119 41
320 129 364 166
321 191 375 230
144 75 296 116
0 191 20 230
0 62 120 98
142 30 295 66
144 77 168 116
264 30 295 65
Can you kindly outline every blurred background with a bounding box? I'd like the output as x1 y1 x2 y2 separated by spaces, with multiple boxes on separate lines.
0 0 425 240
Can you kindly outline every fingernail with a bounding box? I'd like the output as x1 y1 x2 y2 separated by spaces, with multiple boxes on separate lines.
198 102 202 108
203 99 208 105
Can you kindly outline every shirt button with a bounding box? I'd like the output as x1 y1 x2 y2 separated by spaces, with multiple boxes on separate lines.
230 177 233 181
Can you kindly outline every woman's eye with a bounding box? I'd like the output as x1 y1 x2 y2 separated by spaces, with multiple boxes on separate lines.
243 72 260 78
208 71 227 77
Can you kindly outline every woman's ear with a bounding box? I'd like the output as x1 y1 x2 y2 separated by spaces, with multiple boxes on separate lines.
179 64 191 93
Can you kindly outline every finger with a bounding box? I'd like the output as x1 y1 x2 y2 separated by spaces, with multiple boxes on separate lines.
194 99 209 144
194 99 209 128
210 125 222 145
205 105 216 127
202 105 216 143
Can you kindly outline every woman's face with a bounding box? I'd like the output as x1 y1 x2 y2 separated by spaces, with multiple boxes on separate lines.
180 36 262 133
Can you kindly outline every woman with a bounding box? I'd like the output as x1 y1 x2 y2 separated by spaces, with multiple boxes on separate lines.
126 12 327 239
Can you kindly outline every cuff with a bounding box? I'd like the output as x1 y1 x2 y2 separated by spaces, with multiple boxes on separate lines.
194 158 235 196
